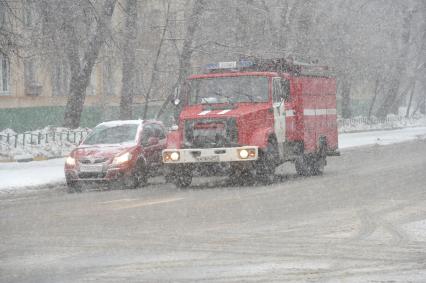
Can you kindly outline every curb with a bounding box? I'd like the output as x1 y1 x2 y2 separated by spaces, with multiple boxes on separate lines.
0 155 66 163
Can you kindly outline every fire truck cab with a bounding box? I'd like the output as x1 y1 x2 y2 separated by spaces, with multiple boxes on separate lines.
163 58 339 187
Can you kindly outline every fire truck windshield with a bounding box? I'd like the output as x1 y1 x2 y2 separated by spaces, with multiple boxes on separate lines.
188 76 269 105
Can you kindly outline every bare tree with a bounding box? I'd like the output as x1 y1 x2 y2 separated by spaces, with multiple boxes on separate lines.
119 0 138 120
156 0 206 119
61 0 117 128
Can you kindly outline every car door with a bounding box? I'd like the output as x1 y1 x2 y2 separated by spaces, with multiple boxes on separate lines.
151 123 167 165
140 124 158 166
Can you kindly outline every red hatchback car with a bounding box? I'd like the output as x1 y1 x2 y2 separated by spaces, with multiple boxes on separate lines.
64 120 167 192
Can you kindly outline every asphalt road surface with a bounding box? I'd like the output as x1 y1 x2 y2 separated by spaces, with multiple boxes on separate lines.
1 140 426 282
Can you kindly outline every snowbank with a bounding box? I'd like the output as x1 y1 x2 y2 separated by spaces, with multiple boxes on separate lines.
1 126 426 194
0 126 90 162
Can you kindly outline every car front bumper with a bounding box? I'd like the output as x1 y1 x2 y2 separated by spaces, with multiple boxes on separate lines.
65 164 134 182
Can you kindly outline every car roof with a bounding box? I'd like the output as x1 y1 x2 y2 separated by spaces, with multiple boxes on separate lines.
97 120 142 127
96 120 163 128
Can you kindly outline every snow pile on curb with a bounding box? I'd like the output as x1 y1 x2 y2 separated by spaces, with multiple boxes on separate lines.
0 126 90 162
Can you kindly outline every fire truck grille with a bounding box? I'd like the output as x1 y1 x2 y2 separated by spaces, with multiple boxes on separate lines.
183 118 238 149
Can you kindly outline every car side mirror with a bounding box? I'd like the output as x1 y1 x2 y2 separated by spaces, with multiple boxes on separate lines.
147 137 159 146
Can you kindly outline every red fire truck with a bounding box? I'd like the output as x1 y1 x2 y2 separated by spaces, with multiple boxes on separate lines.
163 58 339 187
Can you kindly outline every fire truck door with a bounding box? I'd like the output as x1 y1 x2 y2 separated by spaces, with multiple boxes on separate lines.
272 77 286 156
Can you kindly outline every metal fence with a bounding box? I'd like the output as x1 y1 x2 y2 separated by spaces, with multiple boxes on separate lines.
0 129 91 148
338 116 425 132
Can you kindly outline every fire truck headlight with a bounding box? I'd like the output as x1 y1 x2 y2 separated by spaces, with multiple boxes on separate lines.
238 149 249 159
170 152 180 161
238 148 257 159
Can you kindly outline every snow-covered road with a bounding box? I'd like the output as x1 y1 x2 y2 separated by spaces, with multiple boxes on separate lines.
1 126 426 192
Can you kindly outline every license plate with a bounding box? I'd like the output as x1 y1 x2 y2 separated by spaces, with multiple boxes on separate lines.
79 165 103 173
195 155 220 162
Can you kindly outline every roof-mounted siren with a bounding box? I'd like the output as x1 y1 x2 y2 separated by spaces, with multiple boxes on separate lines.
204 60 254 73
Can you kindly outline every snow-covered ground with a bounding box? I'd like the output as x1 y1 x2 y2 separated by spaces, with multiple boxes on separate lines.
1 126 426 193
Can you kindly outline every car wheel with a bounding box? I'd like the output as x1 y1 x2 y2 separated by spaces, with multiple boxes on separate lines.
66 180 82 193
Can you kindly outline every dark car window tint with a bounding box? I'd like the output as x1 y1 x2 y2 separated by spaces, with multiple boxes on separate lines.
153 124 166 139
141 125 155 145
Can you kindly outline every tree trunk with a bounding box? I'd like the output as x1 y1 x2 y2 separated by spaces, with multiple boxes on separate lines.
63 0 117 129
142 1 170 120
340 79 352 118
368 76 381 118
119 0 137 120
405 82 416 117
156 0 206 119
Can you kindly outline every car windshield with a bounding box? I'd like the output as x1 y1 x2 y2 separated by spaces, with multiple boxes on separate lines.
188 76 269 105
82 124 139 145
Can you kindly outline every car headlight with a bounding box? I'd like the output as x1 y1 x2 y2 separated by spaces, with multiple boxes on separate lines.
112 152 132 165
65 156 76 166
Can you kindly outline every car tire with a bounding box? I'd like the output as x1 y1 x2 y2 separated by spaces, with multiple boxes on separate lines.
66 180 82 193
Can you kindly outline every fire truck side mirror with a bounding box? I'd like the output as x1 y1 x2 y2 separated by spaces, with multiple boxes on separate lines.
173 87 181 106
281 80 290 101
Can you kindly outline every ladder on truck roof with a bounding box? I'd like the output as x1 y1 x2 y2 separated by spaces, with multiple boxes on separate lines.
239 57 332 77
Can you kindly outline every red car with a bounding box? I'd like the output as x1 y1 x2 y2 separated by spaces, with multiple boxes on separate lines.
64 120 167 193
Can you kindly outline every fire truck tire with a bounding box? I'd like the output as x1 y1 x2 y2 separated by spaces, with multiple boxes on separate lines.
229 167 255 186
173 174 192 188
295 154 326 176
170 166 193 188
256 140 278 184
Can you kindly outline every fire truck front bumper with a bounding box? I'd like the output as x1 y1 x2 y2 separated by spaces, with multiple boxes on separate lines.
162 146 259 164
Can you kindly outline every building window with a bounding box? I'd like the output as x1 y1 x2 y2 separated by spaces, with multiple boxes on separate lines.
24 59 36 85
0 53 10 95
103 59 115 96
86 69 97 96
52 60 69 96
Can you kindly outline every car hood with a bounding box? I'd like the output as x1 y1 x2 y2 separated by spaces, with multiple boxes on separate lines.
72 144 136 161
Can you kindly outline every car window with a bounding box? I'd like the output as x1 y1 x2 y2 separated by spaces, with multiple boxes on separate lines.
141 124 155 145
152 124 166 139
83 124 138 145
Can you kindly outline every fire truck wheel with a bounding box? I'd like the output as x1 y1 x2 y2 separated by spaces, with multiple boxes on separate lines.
295 154 326 176
295 155 312 176
256 141 278 184
173 174 192 188
170 166 193 188
229 167 255 186
310 154 326 176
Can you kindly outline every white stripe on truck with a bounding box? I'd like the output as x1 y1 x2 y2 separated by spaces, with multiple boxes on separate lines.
303 108 337 116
